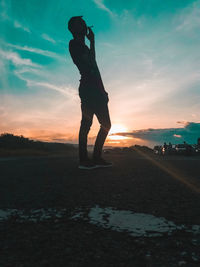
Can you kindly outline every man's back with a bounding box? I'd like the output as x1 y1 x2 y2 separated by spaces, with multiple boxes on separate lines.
69 38 107 101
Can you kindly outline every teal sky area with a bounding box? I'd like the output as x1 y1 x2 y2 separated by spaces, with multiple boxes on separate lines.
0 0 200 146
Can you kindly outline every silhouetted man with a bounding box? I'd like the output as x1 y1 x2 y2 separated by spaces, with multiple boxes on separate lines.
68 16 112 169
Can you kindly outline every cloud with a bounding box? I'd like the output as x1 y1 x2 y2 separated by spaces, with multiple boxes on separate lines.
6 43 59 59
0 1 31 33
12 62 77 100
1 54 74 99
114 122 200 145
93 0 115 17
31 82 76 97
25 79 77 99
0 0 10 20
0 49 39 67
41 33 56 44
14 21 30 33
175 1 200 32
177 121 189 126
0 39 65 64
173 134 182 138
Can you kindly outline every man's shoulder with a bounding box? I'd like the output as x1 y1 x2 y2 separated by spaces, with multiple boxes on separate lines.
69 39 83 46
69 39 75 44
69 39 83 51
69 39 75 47
69 39 88 56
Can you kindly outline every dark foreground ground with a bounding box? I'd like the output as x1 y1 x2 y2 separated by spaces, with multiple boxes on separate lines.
1 150 200 266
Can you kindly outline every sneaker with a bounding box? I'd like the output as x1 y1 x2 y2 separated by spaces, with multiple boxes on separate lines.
93 157 112 168
78 159 98 170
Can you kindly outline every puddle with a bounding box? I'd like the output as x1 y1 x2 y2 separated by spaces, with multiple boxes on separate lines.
72 206 200 237
1 206 200 237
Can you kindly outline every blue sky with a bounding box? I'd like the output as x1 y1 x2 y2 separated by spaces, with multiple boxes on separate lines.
0 0 200 146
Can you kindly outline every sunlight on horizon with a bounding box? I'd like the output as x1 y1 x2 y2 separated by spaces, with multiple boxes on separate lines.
108 124 129 140
107 124 131 144
109 124 128 135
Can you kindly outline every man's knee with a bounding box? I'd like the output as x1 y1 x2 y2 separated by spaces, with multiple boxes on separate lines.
101 121 111 132
80 118 92 131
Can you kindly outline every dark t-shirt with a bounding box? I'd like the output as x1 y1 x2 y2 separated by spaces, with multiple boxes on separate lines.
69 39 108 103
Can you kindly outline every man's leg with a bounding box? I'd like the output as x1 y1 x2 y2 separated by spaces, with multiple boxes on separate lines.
93 102 111 160
79 102 94 163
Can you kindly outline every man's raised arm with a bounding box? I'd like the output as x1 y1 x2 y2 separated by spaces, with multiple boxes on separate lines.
87 27 96 61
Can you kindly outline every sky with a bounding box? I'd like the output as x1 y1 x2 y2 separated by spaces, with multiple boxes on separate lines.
0 0 200 147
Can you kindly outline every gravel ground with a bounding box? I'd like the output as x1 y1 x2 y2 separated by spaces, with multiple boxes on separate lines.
0 151 200 266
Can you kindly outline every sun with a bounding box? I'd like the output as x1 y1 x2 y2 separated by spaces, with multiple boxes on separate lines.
107 124 130 143
109 124 128 135
106 124 134 146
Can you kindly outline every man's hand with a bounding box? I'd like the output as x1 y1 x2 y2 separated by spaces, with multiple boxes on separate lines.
86 27 94 42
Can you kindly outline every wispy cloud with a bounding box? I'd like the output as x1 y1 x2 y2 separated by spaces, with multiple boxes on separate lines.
93 0 115 17
12 66 76 98
0 0 11 21
12 62 77 100
0 1 31 32
28 81 76 98
0 49 39 67
14 20 30 33
175 0 200 32
6 43 59 59
41 33 56 44
0 39 65 63
174 134 182 138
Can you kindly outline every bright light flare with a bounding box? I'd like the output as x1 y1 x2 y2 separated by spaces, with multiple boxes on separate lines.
109 124 128 135
108 124 130 142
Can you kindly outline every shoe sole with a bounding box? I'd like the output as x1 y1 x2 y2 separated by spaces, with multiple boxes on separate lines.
78 165 98 170
95 164 112 168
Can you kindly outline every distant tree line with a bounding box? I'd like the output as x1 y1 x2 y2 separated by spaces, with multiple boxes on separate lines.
0 133 75 152
0 133 46 149
104 145 153 155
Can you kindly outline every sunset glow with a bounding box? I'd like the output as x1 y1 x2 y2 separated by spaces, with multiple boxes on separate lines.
107 124 131 144
109 124 128 135
108 124 129 141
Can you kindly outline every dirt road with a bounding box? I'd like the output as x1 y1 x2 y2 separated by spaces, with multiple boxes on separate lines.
1 151 200 266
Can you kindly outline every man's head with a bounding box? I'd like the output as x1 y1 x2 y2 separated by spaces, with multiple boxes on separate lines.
68 16 87 37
